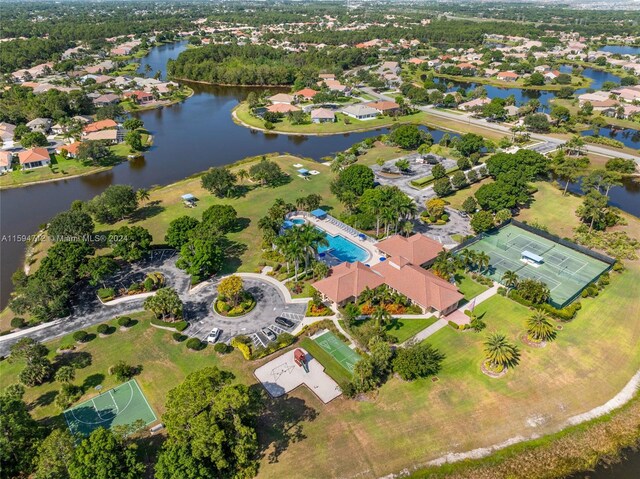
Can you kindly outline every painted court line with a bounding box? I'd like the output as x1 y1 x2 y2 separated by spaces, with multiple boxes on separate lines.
132 380 158 422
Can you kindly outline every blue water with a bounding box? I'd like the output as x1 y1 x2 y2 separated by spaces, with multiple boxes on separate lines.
292 219 306 225
317 231 369 263
438 67 621 109
580 126 640 150
137 40 188 79
598 45 640 56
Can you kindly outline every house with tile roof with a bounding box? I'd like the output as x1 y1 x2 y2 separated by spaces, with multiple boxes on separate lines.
18 148 51 170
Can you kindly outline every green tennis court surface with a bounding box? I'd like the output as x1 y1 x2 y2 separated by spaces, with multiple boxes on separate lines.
64 379 157 436
458 223 611 308
313 331 361 373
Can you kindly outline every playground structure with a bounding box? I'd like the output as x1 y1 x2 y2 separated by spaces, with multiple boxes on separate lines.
294 348 309 373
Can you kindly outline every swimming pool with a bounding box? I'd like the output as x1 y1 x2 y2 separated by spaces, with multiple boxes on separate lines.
317 230 370 263
292 218 306 225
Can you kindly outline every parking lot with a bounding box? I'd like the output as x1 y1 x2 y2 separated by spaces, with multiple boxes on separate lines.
187 278 307 345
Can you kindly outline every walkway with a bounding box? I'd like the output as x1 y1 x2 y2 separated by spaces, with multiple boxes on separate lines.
405 318 448 344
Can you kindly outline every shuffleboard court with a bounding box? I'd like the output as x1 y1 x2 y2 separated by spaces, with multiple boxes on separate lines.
313 330 361 373
64 379 157 436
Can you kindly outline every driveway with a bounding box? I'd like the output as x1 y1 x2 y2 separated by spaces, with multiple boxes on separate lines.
0 250 307 356
187 278 307 346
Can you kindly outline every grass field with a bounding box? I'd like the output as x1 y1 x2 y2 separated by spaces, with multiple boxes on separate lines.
298 337 353 387
87 154 340 275
234 102 430 135
348 316 439 344
454 272 490 301
64 379 157 436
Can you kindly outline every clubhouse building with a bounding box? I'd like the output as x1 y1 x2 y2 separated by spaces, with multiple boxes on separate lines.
313 234 463 317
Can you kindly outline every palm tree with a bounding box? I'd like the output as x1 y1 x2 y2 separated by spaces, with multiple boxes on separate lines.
275 233 304 278
136 188 150 203
402 220 413 237
371 305 392 327
297 225 328 271
526 311 556 342
359 286 377 305
237 169 248 184
484 333 520 371
459 249 477 272
432 250 458 280
295 197 307 212
501 270 519 291
475 252 490 273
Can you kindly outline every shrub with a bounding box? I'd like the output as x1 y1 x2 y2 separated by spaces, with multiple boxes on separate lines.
97 287 116 301
251 333 296 360
117 316 132 327
186 338 204 351
231 336 252 359
96 324 109 335
55 383 83 410
214 342 232 354
128 282 143 293
10 317 26 329
73 331 88 343
172 332 186 342
143 277 155 291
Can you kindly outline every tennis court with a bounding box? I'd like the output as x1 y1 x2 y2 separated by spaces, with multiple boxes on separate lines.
313 330 361 374
64 379 157 436
458 223 611 308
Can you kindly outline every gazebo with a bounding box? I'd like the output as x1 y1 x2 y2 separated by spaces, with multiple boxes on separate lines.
311 208 328 220
181 193 196 207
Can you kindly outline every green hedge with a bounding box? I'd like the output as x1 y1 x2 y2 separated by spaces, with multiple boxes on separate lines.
508 290 582 321
151 318 188 331
410 166 460 188
251 333 296 360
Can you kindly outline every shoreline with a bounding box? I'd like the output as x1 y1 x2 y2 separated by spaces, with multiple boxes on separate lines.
429 71 593 91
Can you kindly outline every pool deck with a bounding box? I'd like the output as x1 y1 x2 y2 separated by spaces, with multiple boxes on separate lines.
290 213 382 267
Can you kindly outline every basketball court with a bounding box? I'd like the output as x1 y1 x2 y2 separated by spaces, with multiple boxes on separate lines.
254 348 342 403
312 330 361 374
458 223 611 308
64 379 157 436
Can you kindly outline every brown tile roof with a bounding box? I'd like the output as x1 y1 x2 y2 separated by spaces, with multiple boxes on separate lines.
18 147 50 165
376 234 444 266
310 108 335 119
0 151 12 167
313 262 385 304
295 88 318 98
83 119 117 133
367 101 400 112
267 103 300 113
59 142 82 155
372 260 463 312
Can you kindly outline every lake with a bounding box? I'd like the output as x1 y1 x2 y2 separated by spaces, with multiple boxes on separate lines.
598 45 640 56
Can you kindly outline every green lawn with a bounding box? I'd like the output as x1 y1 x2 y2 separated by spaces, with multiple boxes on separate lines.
0 312 255 425
430 71 591 91
349 316 439 344
89 154 341 275
0 154 117 189
234 102 430 135
454 272 489 301
298 337 353 387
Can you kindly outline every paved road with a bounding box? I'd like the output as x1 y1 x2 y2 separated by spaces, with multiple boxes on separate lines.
360 87 639 162
0 250 307 355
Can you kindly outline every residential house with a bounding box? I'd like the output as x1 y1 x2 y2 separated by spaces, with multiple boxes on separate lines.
83 119 118 135
51 123 67 136
367 100 400 115
497 71 519 82
0 122 16 144
543 70 561 81
266 103 300 114
18 147 51 169
310 108 335 123
318 73 336 81
26 118 52 134
294 88 318 102
578 91 611 105
268 93 295 105
320 79 350 94
84 129 122 144
124 90 154 104
84 61 115 75
93 93 121 108
0 151 13 173
458 97 491 111
56 142 82 158
407 58 426 65
457 62 477 74
341 104 379 120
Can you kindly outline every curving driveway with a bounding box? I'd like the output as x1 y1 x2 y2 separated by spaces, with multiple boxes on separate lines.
0 250 307 356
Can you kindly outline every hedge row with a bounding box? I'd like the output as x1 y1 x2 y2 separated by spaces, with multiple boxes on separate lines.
150 318 188 331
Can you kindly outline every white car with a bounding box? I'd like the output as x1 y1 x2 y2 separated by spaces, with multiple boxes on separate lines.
206 328 221 343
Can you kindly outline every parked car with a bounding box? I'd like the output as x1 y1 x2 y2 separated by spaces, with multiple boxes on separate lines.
206 328 221 343
262 327 277 341
275 316 295 328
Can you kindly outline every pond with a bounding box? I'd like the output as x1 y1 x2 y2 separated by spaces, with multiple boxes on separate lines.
598 45 640 56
